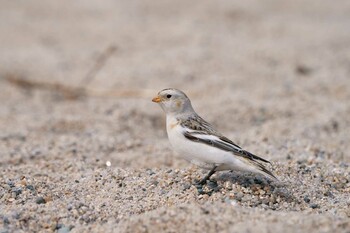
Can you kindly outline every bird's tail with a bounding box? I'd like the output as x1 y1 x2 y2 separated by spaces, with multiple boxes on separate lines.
240 157 278 181
252 160 278 180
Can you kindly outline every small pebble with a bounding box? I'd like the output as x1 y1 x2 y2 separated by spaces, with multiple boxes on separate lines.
26 185 35 192
183 183 191 191
235 192 244 201
36 197 46 204
11 187 22 197
224 181 232 190
57 226 71 233
324 191 334 198
304 196 311 203
2 217 10 225
7 181 15 188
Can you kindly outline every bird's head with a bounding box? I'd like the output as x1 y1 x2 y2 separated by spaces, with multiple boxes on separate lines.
152 88 194 116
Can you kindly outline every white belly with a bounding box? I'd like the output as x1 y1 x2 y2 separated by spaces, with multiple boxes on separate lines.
166 116 248 171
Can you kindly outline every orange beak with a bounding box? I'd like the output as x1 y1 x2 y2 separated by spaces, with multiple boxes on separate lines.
152 96 162 103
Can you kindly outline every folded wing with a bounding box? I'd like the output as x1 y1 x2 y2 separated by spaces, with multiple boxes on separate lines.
183 130 277 179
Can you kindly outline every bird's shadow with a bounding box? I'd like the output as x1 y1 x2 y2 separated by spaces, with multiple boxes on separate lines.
194 171 291 200
219 171 279 187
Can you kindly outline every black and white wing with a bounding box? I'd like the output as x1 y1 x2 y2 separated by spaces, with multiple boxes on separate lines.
180 115 277 179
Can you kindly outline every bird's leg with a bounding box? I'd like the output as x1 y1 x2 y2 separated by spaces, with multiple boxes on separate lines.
196 166 217 185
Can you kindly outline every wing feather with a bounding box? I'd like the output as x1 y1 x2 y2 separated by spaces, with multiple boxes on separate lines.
183 131 271 164
179 115 276 180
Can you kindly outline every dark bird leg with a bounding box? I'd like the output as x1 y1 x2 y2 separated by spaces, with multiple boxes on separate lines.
196 166 217 185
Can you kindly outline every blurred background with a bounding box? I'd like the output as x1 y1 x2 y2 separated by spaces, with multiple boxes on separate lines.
1 0 350 88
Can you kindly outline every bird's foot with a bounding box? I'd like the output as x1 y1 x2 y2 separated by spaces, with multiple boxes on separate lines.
195 177 209 186
194 179 219 195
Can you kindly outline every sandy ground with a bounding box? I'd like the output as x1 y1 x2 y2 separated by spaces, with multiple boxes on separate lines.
1 0 350 232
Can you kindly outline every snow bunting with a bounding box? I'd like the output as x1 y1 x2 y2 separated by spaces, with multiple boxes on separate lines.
152 88 277 184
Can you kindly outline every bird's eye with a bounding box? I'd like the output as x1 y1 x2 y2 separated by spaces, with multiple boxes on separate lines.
166 94 172 99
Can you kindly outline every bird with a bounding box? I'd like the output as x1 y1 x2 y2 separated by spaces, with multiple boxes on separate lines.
152 88 277 185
